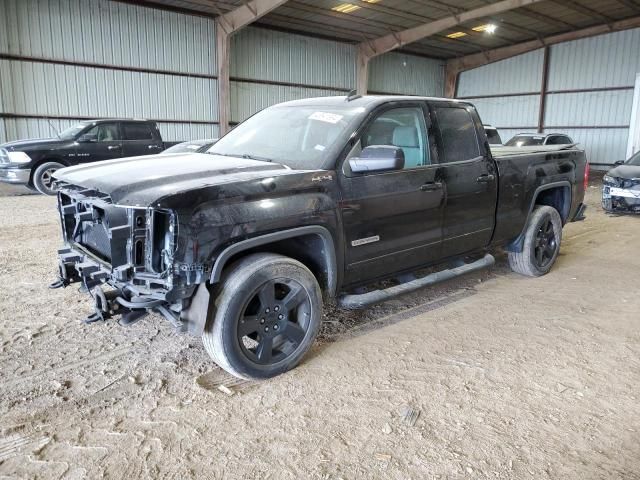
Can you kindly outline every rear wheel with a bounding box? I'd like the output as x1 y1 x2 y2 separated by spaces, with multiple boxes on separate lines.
508 205 562 277
33 161 65 195
202 253 322 380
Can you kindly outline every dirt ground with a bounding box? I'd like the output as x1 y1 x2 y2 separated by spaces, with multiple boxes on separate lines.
0 175 638 480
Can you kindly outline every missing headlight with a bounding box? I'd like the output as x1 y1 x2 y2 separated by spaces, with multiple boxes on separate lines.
148 210 176 273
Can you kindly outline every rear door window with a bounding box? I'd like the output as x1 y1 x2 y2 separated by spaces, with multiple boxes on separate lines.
434 106 480 163
123 123 154 141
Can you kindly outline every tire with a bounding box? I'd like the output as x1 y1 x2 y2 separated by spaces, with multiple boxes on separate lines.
508 205 563 277
33 161 65 195
202 253 323 380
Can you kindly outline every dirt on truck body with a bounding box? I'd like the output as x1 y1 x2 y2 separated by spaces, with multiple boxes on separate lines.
50 95 588 380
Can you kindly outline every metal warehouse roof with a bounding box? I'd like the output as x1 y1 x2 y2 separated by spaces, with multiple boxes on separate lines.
124 0 640 59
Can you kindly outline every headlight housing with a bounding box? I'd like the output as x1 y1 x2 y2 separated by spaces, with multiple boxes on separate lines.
603 174 617 185
7 151 32 164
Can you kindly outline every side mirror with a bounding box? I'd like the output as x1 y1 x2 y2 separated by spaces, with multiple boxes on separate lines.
349 146 405 173
614 160 625 166
77 133 97 143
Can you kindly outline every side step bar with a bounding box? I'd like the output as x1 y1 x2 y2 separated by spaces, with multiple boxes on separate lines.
338 253 495 310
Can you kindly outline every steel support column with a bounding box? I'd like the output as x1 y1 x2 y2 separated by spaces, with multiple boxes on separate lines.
214 0 289 135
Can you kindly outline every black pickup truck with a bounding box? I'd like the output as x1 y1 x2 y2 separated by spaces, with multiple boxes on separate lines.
0 119 178 195
51 95 588 380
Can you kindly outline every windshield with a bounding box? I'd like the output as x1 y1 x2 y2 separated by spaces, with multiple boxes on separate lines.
58 123 90 141
505 135 545 147
627 151 640 166
163 141 214 154
207 105 364 169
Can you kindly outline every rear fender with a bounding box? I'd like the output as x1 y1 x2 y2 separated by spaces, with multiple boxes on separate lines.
505 181 572 253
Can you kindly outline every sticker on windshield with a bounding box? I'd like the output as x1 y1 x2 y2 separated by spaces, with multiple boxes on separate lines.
314 144 326 151
309 112 343 124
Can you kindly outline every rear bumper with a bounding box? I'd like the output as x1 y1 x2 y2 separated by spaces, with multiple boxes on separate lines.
0 167 30 185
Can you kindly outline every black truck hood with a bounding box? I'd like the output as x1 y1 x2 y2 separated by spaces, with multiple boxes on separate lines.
1 137 65 151
607 164 640 179
54 153 297 206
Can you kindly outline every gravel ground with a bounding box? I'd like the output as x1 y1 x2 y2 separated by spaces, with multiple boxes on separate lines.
0 176 638 479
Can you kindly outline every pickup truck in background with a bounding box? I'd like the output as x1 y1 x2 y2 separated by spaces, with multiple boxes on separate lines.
0 119 180 195
50 95 588 380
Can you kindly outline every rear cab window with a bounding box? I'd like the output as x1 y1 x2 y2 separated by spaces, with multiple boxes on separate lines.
123 123 155 141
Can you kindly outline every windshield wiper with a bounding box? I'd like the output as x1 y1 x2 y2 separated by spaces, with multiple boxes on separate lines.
209 152 273 162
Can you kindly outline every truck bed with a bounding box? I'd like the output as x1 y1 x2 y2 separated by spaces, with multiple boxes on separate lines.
490 144 579 158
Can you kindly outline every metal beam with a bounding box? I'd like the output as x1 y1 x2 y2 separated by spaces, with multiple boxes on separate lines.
215 0 288 135
615 0 640 12
556 0 613 23
537 46 550 133
355 0 546 94
513 7 577 30
444 15 640 97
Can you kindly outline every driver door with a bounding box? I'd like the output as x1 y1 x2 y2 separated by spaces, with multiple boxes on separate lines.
79 122 123 163
338 104 445 287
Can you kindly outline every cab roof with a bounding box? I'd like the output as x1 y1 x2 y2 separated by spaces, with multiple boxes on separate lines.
274 95 470 110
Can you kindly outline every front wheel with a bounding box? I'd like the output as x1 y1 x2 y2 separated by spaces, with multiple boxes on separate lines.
203 253 323 380
508 205 563 277
33 161 65 195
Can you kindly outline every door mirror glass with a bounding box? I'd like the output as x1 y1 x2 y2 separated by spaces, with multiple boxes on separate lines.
349 146 405 173
77 133 97 143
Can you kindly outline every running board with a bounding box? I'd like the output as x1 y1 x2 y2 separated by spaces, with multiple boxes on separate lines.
338 253 495 310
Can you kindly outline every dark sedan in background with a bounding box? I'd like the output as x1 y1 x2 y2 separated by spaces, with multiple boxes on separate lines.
602 151 640 213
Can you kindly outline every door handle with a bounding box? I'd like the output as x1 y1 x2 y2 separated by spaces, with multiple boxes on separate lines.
420 182 443 192
476 174 495 183
107 145 120 150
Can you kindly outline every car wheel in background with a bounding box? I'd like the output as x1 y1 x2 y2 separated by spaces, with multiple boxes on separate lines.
202 253 322 380
508 205 563 277
33 161 65 195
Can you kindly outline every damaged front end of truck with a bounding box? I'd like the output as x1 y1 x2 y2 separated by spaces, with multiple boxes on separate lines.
50 181 201 329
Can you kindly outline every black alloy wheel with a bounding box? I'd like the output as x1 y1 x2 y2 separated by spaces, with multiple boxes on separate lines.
534 217 558 269
507 205 563 277
202 253 322 380
237 278 312 365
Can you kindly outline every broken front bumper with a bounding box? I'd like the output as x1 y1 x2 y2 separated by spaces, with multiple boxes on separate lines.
602 184 640 213
53 184 199 328
54 245 188 327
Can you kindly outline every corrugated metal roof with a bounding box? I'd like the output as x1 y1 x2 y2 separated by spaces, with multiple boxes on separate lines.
127 0 640 59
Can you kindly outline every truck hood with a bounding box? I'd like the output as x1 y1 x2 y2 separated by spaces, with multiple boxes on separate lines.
1 137 65 151
54 153 296 206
